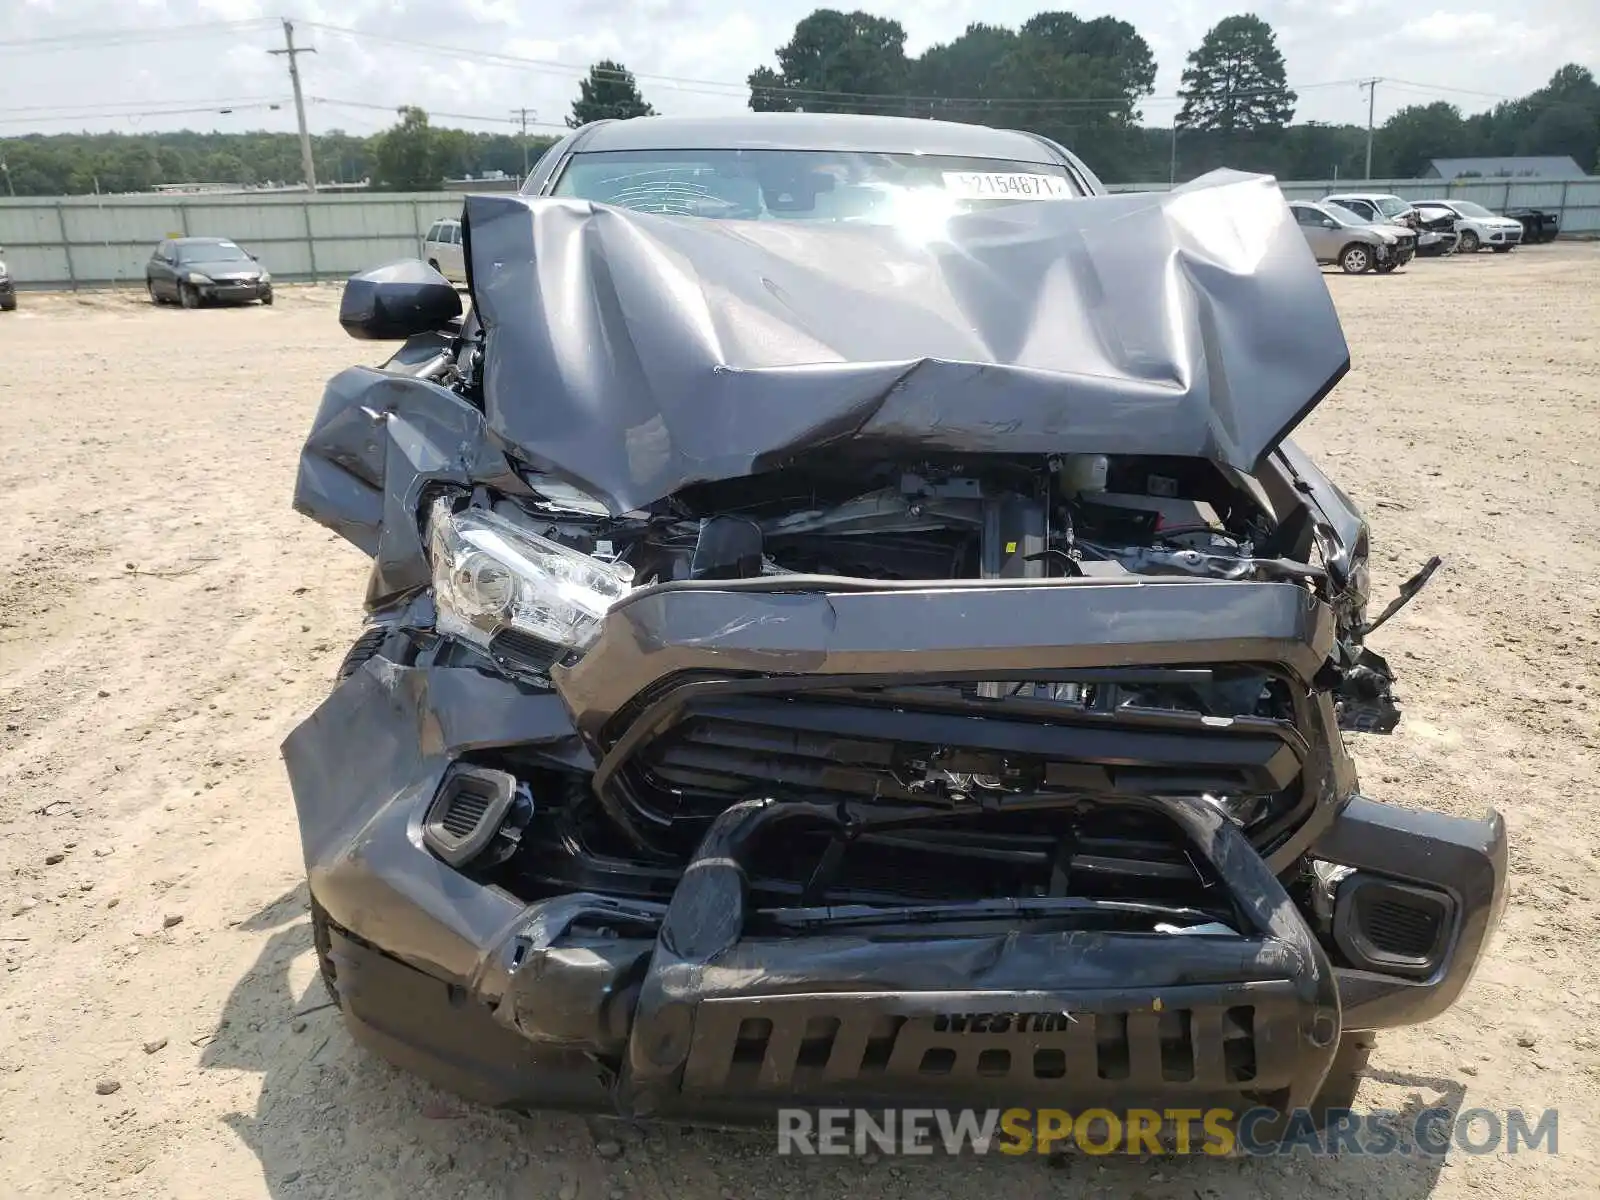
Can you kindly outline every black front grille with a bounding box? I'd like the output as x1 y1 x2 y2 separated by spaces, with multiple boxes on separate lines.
623 692 1300 823
598 686 1306 902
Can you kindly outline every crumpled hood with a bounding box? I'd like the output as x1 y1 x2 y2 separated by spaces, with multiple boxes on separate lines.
463 170 1349 514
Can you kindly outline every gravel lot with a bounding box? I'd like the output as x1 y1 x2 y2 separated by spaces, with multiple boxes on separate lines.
1 244 1597 1199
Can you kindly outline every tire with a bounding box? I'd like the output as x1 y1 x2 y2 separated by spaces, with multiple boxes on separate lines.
179 282 199 309
0 295 14 312
1492 245 1512 254
1458 229 1480 253
1375 260 1398 274
336 626 388 682
1339 243 1374 274
427 258 441 272
261 290 274 305
309 895 343 1011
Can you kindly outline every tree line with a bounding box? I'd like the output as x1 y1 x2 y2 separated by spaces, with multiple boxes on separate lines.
2 9 1596 197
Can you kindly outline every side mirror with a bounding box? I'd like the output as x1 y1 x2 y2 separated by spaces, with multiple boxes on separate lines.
1321 219 1338 228
339 259 462 341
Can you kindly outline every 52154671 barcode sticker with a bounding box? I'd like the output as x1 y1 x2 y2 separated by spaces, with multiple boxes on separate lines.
941 172 1072 199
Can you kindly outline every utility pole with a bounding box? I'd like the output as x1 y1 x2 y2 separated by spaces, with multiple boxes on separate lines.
512 107 535 180
1360 78 1382 181
1168 118 1180 188
270 19 318 192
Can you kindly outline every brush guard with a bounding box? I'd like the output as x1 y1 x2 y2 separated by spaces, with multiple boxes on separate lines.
613 792 1343 1120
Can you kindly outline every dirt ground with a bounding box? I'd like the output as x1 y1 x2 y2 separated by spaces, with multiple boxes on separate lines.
0 244 1597 1199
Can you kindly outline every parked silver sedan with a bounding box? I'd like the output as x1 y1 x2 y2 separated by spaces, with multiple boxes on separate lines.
1288 200 1416 274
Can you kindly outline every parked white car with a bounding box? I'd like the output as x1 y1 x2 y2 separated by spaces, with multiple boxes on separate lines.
1322 192 1418 228
1414 199 1524 253
422 217 466 283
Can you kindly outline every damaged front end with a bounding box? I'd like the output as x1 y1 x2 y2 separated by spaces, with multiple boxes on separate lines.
283 172 1506 1125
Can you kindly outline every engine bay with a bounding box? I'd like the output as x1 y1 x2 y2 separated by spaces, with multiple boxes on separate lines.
505 450 1324 589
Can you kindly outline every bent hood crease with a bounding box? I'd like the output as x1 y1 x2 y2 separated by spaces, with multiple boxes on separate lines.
465 170 1349 514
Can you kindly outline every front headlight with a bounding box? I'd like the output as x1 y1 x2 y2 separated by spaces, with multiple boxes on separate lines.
187 272 213 285
427 498 634 669
259 271 271 284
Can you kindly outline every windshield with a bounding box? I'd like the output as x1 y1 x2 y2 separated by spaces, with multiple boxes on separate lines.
1324 202 1369 225
178 242 249 264
1451 200 1494 218
552 148 1081 224
1376 197 1412 217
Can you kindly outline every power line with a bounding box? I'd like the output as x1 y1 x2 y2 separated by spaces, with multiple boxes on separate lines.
308 96 565 130
0 99 291 127
1384 78 1515 101
0 19 274 54
0 96 284 116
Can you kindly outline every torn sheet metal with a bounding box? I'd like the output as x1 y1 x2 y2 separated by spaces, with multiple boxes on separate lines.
463 170 1350 513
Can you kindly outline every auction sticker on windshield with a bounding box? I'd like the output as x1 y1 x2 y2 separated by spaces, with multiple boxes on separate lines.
942 172 1071 199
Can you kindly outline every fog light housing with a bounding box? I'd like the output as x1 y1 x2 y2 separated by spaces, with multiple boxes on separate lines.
1333 873 1454 978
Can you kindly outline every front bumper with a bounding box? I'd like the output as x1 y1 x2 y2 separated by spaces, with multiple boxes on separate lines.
198 280 271 302
284 653 1508 1121
1378 241 1415 266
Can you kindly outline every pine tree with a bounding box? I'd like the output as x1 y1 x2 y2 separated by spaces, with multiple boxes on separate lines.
1177 15 1296 133
568 61 656 128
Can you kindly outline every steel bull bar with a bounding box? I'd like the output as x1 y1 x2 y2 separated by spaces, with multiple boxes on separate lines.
610 794 1343 1121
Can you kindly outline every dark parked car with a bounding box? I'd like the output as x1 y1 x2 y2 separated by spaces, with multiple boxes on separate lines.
145 237 272 307
285 113 1507 1140
1503 206 1560 244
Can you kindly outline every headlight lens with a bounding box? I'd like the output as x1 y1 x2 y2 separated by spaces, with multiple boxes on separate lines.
427 498 633 665
188 272 213 285
259 271 271 283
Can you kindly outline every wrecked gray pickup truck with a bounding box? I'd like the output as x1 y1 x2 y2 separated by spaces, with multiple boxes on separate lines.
283 114 1506 1133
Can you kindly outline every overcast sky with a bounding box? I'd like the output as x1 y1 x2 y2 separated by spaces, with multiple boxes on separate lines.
1 0 1593 145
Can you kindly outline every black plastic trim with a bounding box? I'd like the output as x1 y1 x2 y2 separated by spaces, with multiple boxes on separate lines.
422 765 518 868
